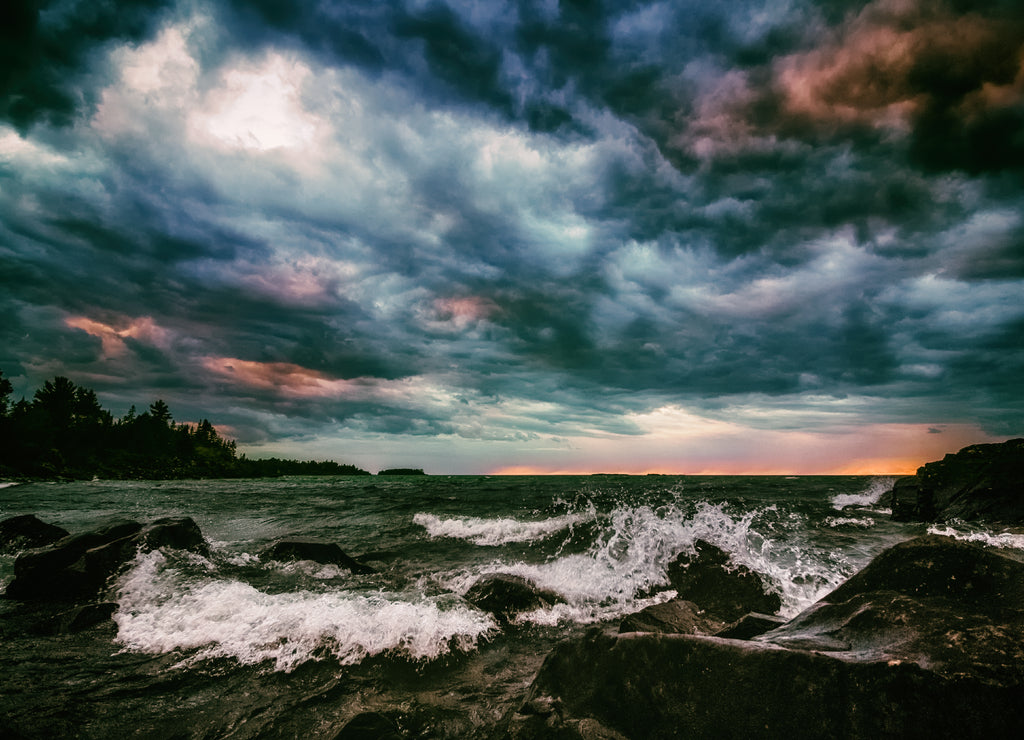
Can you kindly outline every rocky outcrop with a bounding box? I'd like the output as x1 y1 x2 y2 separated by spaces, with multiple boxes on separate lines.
464 573 564 622
664 539 781 621
889 438 1024 523
5 516 208 602
259 539 375 574
504 535 1024 739
0 514 69 553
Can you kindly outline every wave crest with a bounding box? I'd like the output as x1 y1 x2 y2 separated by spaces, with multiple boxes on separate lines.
413 511 589 546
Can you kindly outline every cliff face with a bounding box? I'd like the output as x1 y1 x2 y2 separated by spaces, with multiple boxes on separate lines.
890 438 1024 523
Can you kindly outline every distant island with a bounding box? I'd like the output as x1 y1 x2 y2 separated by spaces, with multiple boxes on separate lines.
377 468 427 476
0 371 371 480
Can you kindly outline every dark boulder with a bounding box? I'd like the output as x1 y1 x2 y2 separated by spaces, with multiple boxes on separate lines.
139 516 209 556
5 518 142 601
260 539 375 574
464 573 564 622
889 438 1024 523
665 539 781 621
5 516 209 602
505 535 1024 739
760 535 1024 680
0 515 69 554
618 599 724 635
505 629 1024 740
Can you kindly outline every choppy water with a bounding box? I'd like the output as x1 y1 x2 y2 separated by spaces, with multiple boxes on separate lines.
2 474 1014 737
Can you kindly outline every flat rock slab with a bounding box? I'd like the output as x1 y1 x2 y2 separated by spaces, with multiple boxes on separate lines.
506 629 1024 740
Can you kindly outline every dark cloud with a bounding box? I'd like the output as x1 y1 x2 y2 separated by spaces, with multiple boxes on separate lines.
1 0 1022 467
0 0 173 131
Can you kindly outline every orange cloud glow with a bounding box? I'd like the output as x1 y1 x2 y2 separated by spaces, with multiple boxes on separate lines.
66 315 171 358
775 0 1023 129
202 357 359 399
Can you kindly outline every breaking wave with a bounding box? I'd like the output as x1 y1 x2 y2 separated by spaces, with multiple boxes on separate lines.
413 511 590 546
830 477 895 510
114 550 495 672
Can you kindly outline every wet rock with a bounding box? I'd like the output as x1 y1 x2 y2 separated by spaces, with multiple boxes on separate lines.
5 518 142 601
260 539 375 574
618 599 724 635
0 515 69 554
139 516 209 556
465 573 564 621
506 536 1024 739
5 517 209 602
714 611 788 640
889 438 1024 523
665 539 781 621
760 535 1024 680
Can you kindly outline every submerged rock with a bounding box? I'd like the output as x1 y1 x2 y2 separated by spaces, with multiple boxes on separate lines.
464 574 564 622
259 539 375 574
0 515 69 554
505 535 1024 739
618 599 724 635
664 539 781 621
889 438 1024 523
5 516 208 602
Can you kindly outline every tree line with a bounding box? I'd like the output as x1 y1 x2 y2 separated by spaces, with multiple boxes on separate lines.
0 371 369 479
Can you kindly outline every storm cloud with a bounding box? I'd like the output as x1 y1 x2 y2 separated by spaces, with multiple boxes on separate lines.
1 0 1022 473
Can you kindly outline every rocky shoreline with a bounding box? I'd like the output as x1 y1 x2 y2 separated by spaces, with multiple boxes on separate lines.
2 440 1023 739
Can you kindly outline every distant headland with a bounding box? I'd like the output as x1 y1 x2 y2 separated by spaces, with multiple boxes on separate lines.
0 370 390 480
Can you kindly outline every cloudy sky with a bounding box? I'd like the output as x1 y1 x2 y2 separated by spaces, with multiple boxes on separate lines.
2 0 1022 474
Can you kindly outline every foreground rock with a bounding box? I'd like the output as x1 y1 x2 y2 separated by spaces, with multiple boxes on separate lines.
619 599 724 635
504 535 1024 739
664 539 781 621
0 514 69 553
465 574 565 622
5 516 208 602
259 539 375 574
889 438 1024 523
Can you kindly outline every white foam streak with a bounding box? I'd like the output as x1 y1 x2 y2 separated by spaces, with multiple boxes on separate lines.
114 551 494 671
927 524 1024 550
413 511 589 546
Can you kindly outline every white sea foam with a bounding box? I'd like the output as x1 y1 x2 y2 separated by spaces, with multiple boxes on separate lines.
0 481 20 489
830 477 895 510
114 551 495 671
927 524 1024 551
413 511 590 546
439 500 847 624
824 516 876 529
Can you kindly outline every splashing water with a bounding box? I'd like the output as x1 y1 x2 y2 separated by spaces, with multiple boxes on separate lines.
114 550 495 672
830 477 895 510
413 511 591 546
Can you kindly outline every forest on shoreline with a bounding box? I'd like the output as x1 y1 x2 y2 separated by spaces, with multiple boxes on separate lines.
0 371 371 480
